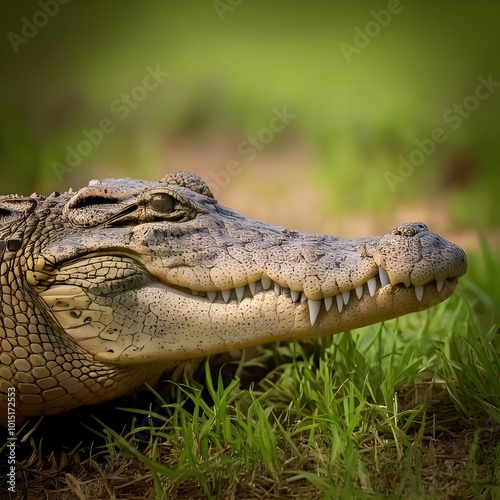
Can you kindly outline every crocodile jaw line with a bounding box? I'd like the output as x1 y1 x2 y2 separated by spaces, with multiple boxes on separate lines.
38 256 458 366
88 271 456 365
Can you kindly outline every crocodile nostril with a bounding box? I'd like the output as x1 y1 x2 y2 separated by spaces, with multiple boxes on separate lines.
391 222 429 237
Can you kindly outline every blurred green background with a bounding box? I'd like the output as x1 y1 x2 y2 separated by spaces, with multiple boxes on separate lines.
1 0 499 249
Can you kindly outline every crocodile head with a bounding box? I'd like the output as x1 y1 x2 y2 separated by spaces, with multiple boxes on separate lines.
0 172 467 419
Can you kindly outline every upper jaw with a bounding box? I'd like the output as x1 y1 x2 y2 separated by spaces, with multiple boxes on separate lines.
137 221 467 328
154 268 460 328
142 221 467 328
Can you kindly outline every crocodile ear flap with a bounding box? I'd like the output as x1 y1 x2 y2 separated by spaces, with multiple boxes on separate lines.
160 171 215 200
63 187 133 228
66 187 125 210
0 196 39 228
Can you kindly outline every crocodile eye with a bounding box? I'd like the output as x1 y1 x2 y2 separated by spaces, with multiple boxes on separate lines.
149 193 175 214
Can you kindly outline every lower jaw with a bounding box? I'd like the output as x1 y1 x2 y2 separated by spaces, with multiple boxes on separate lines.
113 279 457 364
300 278 457 335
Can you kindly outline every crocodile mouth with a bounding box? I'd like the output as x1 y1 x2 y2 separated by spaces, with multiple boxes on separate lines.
158 268 459 327
34 252 460 332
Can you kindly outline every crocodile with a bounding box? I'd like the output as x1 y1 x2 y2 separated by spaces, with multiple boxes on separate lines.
0 171 466 425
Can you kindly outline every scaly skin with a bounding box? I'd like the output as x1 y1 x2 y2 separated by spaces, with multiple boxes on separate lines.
0 172 467 424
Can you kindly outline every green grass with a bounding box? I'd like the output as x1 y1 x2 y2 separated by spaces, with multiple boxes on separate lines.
86 268 498 498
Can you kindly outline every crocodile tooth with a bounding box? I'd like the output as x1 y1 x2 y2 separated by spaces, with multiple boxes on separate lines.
378 267 390 287
291 290 301 302
308 299 321 326
436 280 444 293
274 283 282 296
300 292 308 303
249 282 257 296
261 275 272 290
342 291 350 305
367 277 377 297
336 294 343 313
235 286 245 301
415 285 424 302
222 289 231 303
324 296 333 311
355 286 363 299
207 291 217 303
